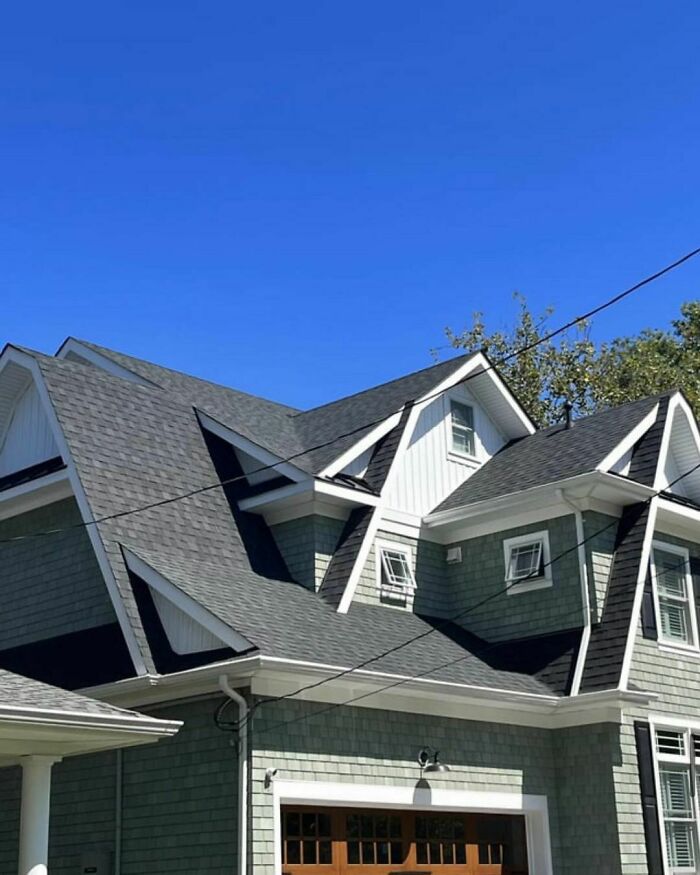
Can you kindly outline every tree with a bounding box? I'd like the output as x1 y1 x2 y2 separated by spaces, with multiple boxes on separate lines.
441 296 700 426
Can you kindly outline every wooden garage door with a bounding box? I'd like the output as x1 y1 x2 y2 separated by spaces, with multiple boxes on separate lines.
281 807 529 875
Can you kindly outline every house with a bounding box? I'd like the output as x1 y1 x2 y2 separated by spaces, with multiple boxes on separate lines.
0 337 698 875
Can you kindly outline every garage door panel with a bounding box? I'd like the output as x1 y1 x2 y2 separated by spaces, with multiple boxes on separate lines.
281 806 528 875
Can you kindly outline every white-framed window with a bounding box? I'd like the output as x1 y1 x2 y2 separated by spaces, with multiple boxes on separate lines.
502 531 552 595
449 399 476 458
651 541 699 651
652 723 700 873
376 541 416 604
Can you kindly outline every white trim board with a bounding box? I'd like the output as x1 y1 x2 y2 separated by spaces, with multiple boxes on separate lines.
56 338 156 387
271 780 553 875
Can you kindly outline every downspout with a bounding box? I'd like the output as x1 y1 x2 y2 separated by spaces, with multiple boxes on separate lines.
115 749 123 875
557 489 592 696
219 675 248 875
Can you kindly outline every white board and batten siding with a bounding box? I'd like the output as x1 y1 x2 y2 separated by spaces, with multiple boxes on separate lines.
0 383 60 478
383 385 506 517
150 589 228 654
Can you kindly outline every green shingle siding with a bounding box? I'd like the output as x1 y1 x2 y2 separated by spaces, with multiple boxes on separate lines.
583 511 618 623
271 516 345 591
0 497 116 649
447 515 583 641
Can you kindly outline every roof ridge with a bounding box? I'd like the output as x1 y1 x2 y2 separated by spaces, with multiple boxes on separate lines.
293 353 473 418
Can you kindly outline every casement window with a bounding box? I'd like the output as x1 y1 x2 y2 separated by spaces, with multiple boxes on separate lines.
652 725 700 873
651 541 699 650
376 542 416 604
502 531 552 595
449 400 476 457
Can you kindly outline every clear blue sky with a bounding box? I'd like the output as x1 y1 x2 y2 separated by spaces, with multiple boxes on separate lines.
2 1 699 409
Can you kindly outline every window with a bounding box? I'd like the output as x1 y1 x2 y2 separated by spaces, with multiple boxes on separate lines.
503 531 552 595
450 400 475 457
653 725 700 873
651 542 698 649
377 543 416 603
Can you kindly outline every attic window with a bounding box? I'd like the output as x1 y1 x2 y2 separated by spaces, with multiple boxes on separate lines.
503 531 552 595
377 543 416 604
450 400 475 457
651 542 698 650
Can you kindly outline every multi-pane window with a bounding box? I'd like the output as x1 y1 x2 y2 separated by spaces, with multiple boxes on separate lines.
283 810 333 867
450 400 476 457
654 726 700 874
415 813 467 865
503 532 551 593
378 544 416 603
651 543 698 648
346 812 403 865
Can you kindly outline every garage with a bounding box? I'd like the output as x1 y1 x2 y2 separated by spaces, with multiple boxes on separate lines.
281 806 529 875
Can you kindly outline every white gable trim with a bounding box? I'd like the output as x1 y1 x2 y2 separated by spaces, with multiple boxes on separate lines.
319 411 403 479
596 404 660 473
122 548 253 653
196 410 309 484
56 339 155 387
0 347 148 676
654 393 700 498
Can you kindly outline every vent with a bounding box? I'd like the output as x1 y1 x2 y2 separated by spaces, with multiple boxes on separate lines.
446 546 462 565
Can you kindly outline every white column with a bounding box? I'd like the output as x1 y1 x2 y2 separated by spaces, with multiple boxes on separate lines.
18 755 60 875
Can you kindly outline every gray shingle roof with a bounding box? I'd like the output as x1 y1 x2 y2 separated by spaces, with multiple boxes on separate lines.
434 394 670 513
0 667 151 719
72 340 472 475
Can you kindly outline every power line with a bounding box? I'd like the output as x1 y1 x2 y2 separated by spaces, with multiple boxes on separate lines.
1 245 699 548
226 459 700 734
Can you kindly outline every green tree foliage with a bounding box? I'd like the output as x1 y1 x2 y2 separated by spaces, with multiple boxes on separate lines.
442 297 700 426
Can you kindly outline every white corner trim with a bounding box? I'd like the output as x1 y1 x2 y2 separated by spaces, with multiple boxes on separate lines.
596 404 660 474
558 492 591 697
0 347 149 676
122 548 253 653
618 498 660 691
196 410 309 484
271 780 553 875
55 339 156 387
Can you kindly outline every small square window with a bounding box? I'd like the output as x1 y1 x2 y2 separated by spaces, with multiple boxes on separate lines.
502 531 551 594
377 544 416 603
450 401 475 457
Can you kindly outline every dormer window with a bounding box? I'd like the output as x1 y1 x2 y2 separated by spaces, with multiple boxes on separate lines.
377 542 416 604
651 541 698 649
503 531 552 595
450 400 475 457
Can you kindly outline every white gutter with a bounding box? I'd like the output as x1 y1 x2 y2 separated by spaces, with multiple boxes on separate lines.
557 489 592 696
219 675 248 875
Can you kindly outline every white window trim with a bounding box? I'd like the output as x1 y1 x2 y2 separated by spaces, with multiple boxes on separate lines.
651 540 700 654
503 530 552 595
649 717 700 875
272 779 553 875
375 540 416 606
444 394 480 465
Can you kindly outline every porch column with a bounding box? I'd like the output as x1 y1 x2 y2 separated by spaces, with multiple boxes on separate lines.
18 755 60 875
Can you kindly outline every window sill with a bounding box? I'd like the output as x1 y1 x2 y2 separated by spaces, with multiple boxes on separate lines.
658 642 700 659
447 450 480 467
505 577 552 596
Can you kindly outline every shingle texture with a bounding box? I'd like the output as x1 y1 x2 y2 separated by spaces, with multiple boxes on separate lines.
0 667 151 720
434 394 669 512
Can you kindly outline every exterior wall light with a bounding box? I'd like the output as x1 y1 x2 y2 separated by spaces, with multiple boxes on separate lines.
417 747 450 773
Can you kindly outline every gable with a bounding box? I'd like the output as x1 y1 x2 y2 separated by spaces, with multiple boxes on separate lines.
657 399 700 501
0 381 59 478
150 590 229 655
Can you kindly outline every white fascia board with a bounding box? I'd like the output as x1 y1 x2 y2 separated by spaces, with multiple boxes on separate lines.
596 404 660 473
0 347 148 676
319 410 403 479
417 352 535 437
238 478 380 514
0 468 72 522
0 705 181 738
656 497 700 540
196 409 309 484
122 548 253 654
55 338 156 387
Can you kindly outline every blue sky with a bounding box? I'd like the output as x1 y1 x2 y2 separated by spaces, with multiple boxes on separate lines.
2 1 699 409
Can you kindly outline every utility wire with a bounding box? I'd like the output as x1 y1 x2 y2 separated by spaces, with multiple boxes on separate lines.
1 245 698 548
227 460 700 734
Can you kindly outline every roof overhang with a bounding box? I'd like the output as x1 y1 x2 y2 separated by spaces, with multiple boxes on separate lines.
82 652 657 731
0 703 180 766
238 477 380 523
0 467 72 522
422 471 655 541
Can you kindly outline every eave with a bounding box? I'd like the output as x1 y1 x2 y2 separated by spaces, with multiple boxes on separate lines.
238 478 380 523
